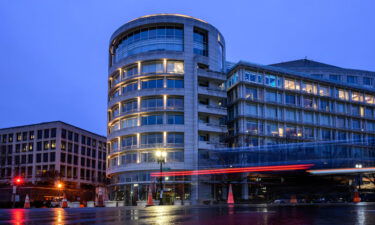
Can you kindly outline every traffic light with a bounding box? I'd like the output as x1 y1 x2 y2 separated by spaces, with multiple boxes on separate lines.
13 176 23 186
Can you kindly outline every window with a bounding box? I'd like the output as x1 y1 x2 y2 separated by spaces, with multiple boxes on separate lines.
285 109 296 121
365 107 374 118
122 82 138 93
266 123 278 136
337 117 346 128
352 119 361 130
121 117 138 129
141 152 155 163
44 129 49 139
114 25 183 63
304 127 314 138
266 107 279 120
351 105 360 116
29 131 34 140
141 114 163 125
285 125 297 137
245 103 258 116
44 141 50 150
141 133 163 147
122 99 138 113
265 90 277 102
336 103 345 113
302 82 316 94
285 94 296 105
121 135 137 149
142 61 163 74
167 133 184 146
320 114 330 126
319 86 330 96
245 87 258 100
320 99 330 111
246 120 258 134
329 74 340 81
347 76 358 84
141 97 163 110
112 105 119 118
303 97 314 109
167 61 184 74
37 130 42 139
365 94 374 104
141 79 163 89
303 112 314 123
51 128 56 138
265 75 276 87
338 89 349 100
167 97 184 110
193 27 208 56
321 129 331 140
124 65 138 78
167 79 184 88
167 114 184 124
352 92 363 102
167 151 184 162
284 79 298 90
363 77 373 86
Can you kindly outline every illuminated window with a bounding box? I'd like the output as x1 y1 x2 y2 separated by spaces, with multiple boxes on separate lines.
141 61 163 74
365 94 374 104
121 135 137 149
338 89 349 100
351 92 363 102
284 79 296 90
302 82 316 94
319 86 330 96
246 87 258 100
167 61 184 74
121 117 138 129
265 75 276 87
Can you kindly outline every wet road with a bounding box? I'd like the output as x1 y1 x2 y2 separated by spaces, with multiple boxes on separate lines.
0 204 375 225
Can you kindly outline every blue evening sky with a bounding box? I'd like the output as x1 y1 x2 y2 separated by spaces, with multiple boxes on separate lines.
0 0 374 135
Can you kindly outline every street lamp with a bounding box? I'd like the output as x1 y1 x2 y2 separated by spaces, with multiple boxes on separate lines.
56 181 64 202
155 150 167 205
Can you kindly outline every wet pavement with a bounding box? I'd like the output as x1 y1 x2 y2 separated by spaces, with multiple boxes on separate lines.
0 204 375 225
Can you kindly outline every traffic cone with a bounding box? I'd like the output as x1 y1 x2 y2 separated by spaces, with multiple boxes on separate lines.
353 190 361 203
227 184 234 204
61 193 68 208
290 195 297 204
24 194 31 209
145 185 154 207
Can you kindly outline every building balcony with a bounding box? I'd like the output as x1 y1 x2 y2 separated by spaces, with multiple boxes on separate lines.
109 143 184 155
198 141 227 150
198 104 227 116
198 86 226 98
198 122 227 133
106 162 186 175
197 68 226 81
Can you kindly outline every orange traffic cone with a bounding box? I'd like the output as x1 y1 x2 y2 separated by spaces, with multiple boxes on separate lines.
353 190 361 203
61 193 68 208
227 184 234 204
145 185 154 207
290 195 297 204
24 194 31 209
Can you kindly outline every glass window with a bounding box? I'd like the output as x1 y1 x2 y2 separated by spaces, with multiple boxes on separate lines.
141 97 163 110
167 79 184 88
352 92 363 102
304 127 314 138
265 106 277 119
167 61 184 74
303 97 314 109
122 82 138 93
337 117 346 128
303 112 314 123
351 105 360 116
320 99 330 111
142 61 164 74
321 129 331 140
265 75 277 87
141 79 163 89
167 114 184 124
167 133 184 145
141 133 163 146
246 87 258 100
167 97 184 110
352 119 361 130
124 65 138 78
122 99 138 113
329 74 340 81
121 117 138 129
285 94 296 105
338 89 349 100
284 79 297 90
265 90 277 102
363 77 373 86
336 103 346 113
121 135 137 149
319 86 330 96
365 94 374 104
285 109 296 121
347 76 358 84
302 82 316 94
320 114 330 126
193 27 208 56
246 120 258 134
141 114 163 125
245 103 258 116
114 25 183 63
365 107 374 118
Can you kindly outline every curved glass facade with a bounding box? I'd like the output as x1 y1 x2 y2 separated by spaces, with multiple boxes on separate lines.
114 25 184 63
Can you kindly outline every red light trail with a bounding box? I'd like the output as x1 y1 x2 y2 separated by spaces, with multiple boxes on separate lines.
151 164 314 177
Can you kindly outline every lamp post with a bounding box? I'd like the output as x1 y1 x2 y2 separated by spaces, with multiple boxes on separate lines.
155 150 167 205
56 181 63 202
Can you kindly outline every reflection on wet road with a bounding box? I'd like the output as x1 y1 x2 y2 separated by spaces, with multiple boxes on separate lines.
0 204 375 224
